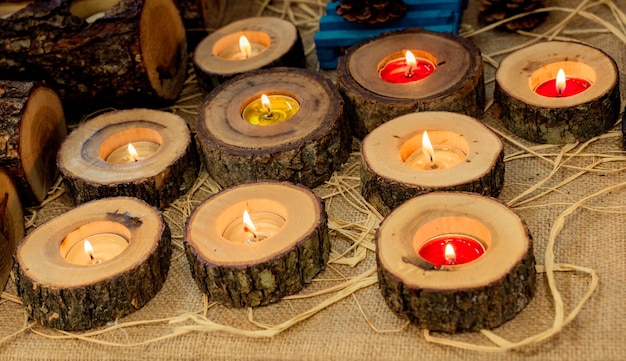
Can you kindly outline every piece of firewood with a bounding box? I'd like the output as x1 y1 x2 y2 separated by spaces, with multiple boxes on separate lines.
15 197 171 330
337 28 485 138
0 80 67 206
0 168 24 290
376 192 536 333
196 67 351 189
184 181 330 308
193 16 306 94
0 0 187 115
494 41 619 144
57 108 199 209
361 112 504 216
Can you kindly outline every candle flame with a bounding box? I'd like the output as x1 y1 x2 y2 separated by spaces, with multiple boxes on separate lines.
405 50 417 77
261 94 272 114
127 143 139 162
242 210 257 234
83 240 95 259
421 131 434 162
239 35 252 59
444 243 456 264
556 68 566 96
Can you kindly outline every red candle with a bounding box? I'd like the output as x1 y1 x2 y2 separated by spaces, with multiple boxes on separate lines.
379 50 435 84
418 235 485 267
535 69 591 97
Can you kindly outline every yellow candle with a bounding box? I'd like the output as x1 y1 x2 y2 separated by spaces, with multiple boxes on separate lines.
242 94 300 125
217 34 267 60
64 233 128 265
105 141 160 164
222 210 285 243
404 131 466 170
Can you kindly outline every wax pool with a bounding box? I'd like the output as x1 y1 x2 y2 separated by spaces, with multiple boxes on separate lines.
418 235 485 267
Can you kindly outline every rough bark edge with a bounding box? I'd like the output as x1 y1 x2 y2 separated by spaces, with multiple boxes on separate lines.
361 152 504 217
61 137 199 210
494 78 620 144
184 204 330 308
376 229 536 333
336 29 485 138
14 224 172 331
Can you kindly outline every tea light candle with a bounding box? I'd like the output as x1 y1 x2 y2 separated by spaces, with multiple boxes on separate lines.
217 35 267 60
241 94 300 125
534 69 591 97
379 50 436 84
105 141 160 164
404 131 466 170
222 210 285 243
418 234 485 267
64 233 129 265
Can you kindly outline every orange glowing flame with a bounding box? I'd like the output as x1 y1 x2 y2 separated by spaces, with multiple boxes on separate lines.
444 243 456 264
239 35 252 59
556 68 566 96
261 94 272 114
421 131 435 162
242 210 257 235
127 143 139 162
405 50 417 77
83 240 95 259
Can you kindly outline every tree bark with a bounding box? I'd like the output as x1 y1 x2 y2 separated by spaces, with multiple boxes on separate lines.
0 168 24 290
337 28 485 138
184 182 330 308
0 80 67 206
376 192 536 333
196 67 351 189
15 197 171 331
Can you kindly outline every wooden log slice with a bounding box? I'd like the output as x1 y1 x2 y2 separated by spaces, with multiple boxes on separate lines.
494 41 620 144
14 197 171 330
361 112 504 216
196 67 351 189
57 108 199 209
0 168 25 290
376 192 536 333
0 80 67 206
0 0 187 115
193 17 306 94
184 181 330 308
337 28 485 138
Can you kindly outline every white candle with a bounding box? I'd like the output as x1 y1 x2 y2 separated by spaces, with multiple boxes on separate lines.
64 233 128 265
105 141 160 164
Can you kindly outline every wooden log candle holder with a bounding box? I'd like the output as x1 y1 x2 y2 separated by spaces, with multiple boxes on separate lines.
494 41 620 144
337 28 485 138
196 67 351 189
376 192 536 333
0 80 67 206
361 111 504 216
0 0 188 114
14 197 171 331
193 16 306 94
0 168 25 290
57 108 199 209
184 181 330 308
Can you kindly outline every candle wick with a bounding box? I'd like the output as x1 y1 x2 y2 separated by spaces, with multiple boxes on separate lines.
405 66 413 78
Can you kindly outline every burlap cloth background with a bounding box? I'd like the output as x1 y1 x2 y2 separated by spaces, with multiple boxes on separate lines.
1 0 626 360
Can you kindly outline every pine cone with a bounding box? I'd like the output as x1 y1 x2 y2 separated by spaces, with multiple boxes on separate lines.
478 0 547 31
336 0 408 24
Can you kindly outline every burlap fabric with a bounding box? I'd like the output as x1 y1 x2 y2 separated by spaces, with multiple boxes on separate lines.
1 0 625 360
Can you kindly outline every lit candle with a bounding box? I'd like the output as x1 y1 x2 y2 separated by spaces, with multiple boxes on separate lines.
217 34 267 60
534 68 591 97
379 50 436 84
222 210 285 243
105 141 160 164
242 93 300 125
404 131 466 170
64 233 128 266
418 234 485 267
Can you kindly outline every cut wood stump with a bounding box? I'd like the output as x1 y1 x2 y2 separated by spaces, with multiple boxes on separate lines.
0 168 25 291
376 192 536 333
0 0 187 116
0 80 67 206
57 108 199 209
184 181 330 308
196 67 351 189
15 197 171 331
494 41 620 144
361 112 504 216
337 28 485 138
193 17 306 94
